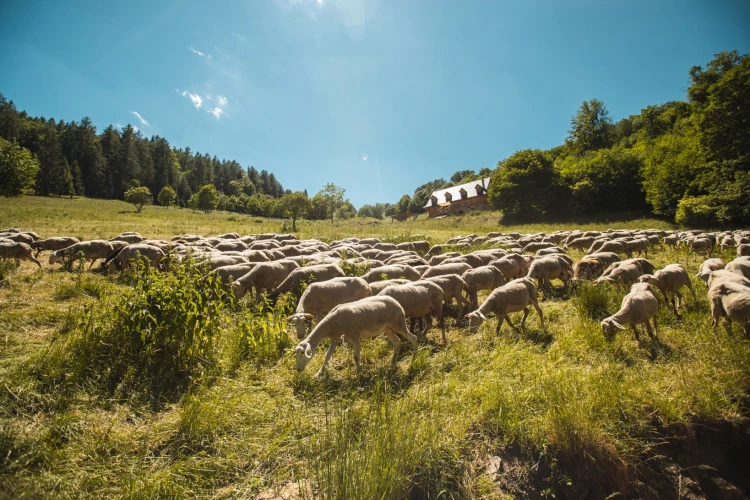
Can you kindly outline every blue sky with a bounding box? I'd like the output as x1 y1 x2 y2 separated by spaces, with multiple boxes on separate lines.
1 0 748 207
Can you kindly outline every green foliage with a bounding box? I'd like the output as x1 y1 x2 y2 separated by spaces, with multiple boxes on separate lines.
279 191 311 230
395 194 411 214
0 137 38 197
317 183 345 223
336 200 357 220
567 98 615 155
357 203 390 219
245 193 278 217
157 185 177 208
224 308 293 373
675 195 719 228
35 260 229 401
572 282 618 321
194 184 219 213
123 186 152 213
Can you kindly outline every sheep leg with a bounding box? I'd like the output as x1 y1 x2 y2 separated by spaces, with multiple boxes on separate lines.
531 299 545 329
631 324 641 342
686 280 697 303
710 300 723 330
352 337 362 376
29 255 42 268
470 290 478 311
645 320 656 340
505 314 520 332
520 307 529 328
385 329 402 366
495 315 504 335
675 290 683 313
315 339 338 378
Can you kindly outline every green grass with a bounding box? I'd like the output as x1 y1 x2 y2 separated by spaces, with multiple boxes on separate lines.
0 195 748 499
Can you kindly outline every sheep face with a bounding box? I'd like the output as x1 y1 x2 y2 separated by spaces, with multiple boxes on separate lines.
465 311 486 333
637 274 658 287
601 318 625 341
294 342 314 372
287 313 313 340
231 281 246 300
49 252 61 265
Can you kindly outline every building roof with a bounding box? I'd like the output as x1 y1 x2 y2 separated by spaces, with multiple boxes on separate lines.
424 177 491 208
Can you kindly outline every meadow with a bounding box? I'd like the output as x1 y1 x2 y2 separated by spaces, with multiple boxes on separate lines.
1 196 748 499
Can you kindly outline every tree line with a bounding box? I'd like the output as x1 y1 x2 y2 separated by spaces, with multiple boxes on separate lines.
385 51 749 227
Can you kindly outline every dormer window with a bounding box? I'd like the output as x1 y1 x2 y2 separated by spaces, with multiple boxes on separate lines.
475 184 484 196
430 196 437 206
445 192 452 202
459 188 467 200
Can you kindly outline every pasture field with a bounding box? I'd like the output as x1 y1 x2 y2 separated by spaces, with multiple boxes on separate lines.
1 196 749 499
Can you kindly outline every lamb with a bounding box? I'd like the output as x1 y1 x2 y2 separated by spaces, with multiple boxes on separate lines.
294 296 418 377
49 240 115 269
0 241 42 268
104 243 166 273
378 281 446 342
287 277 372 339
421 262 472 279
600 282 659 342
268 264 346 304
526 256 572 291
464 277 544 334
638 264 696 316
708 282 750 335
32 237 81 257
361 265 422 283
462 266 506 310
422 274 473 318
695 258 726 285
232 260 300 301
725 257 750 280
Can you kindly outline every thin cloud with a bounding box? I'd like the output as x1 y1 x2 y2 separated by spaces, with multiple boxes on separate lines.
210 107 224 119
114 122 123 130
179 90 228 120
181 90 203 109
217 95 228 107
362 155 368 161
130 111 150 127
188 45 211 59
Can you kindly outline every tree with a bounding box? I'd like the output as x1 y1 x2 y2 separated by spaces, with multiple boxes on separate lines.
567 99 615 155
451 170 475 183
487 149 563 221
395 194 411 214
70 161 85 196
195 184 219 213
318 183 345 223
35 123 73 197
336 200 357 220
124 186 153 213
0 137 38 197
157 185 177 209
280 191 311 231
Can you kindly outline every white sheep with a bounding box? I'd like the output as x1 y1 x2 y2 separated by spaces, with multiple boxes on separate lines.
708 281 750 335
0 241 42 268
367 278 410 296
268 264 346 304
379 281 447 342
695 258 726 285
104 243 166 273
526 256 572 291
601 282 659 342
421 262 472 280
49 240 115 269
638 264 696 316
422 274 472 319
361 265 422 283
294 296 418 377
462 266 506 310
32 237 81 257
464 277 544 334
232 260 300 301
287 277 372 339
725 257 750 280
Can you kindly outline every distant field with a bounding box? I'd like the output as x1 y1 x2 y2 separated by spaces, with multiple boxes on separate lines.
1 195 747 499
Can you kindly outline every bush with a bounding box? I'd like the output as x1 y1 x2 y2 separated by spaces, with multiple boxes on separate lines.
675 195 719 228
572 282 617 321
123 186 153 213
224 304 293 373
35 260 230 402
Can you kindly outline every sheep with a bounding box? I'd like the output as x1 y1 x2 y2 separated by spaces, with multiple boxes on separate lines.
205 254 249 270
2 233 35 246
422 274 473 319
489 257 524 281
707 270 750 291
564 236 597 251
686 237 713 261
379 280 446 342
708 282 750 335
573 256 608 281
624 238 650 258
464 277 544 334
294 296 418 377
268 264 346 304
214 240 248 252
600 282 659 342
0 241 42 268
587 240 627 257
212 263 258 288
526 256 572 292
361 265 422 283
32 237 81 257
536 247 566 257
462 266 506 310
441 254 485 268
110 232 144 244
638 264 696 316
601 258 655 278
725 257 750 280
594 262 646 287
367 278 410 296
738 244 750 257
663 235 679 248
287 277 372 339
695 258 726 285
232 260 300 301
104 243 166 273
421 262 472 279
428 252 462 266
49 240 115 269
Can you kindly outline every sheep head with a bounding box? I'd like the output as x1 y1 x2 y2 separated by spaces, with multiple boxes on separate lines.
49 252 61 265
287 313 314 340
231 280 246 300
637 274 658 287
464 311 486 333
294 341 314 372
601 318 625 341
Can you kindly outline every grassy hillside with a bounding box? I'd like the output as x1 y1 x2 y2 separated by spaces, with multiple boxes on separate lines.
1 195 748 499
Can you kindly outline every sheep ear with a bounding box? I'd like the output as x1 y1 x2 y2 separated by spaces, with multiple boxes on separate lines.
478 312 487 320
612 320 626 330
304 344 313 358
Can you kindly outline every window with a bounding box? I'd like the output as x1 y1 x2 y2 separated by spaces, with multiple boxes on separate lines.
475 185 483 196
431 196 437 206
445 192 452 202
459 188 467 200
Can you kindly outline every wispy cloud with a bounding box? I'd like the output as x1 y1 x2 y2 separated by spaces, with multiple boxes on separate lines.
210 107 224 119
362 155 368 161
130 111 150 127
188 45 211 59
217 95 228 107
114 122 123 130
181 90 203 109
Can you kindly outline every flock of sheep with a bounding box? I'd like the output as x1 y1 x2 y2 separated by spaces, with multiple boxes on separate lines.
2 227 750 378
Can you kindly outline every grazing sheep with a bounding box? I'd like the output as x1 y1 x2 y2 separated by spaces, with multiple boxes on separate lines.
215 240 248 252
361 265 422 283
422 274 472 319
287 277 372 339
707 270 750 291
379 280 446 342
464 278 544 334
595 262 646 287
535 247 566 257
441 254 485 269
695 258 726 285
526 256 572 291
600 282 659 342
32 237 81 257
564 236 597 252
104 243 166 273
232 260 300 301
686 237 713 261
110 232 144 244
421 262 473 280
367 278 410 296
268 264 346 304
489 257 524 281
663 235 679 248
738 244 750 257
294 295 418 377
212 263 259 287
638 264 696 316
0 241 42 268
49 240 115 269
428 252 462 266
708 282 750 335
624 238 650 258
462 266 506 310
573 256 608 281
725 257 750 280
523 242 555 253
587 240 627 257
206 254 249 270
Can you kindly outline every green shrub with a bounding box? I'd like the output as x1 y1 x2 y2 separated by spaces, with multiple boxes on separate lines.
572 282 617 321
36 260 230 401
224 305 293 373
675 195 719 228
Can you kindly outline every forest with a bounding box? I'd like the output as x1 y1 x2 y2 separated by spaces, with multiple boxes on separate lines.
386 51 749 227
